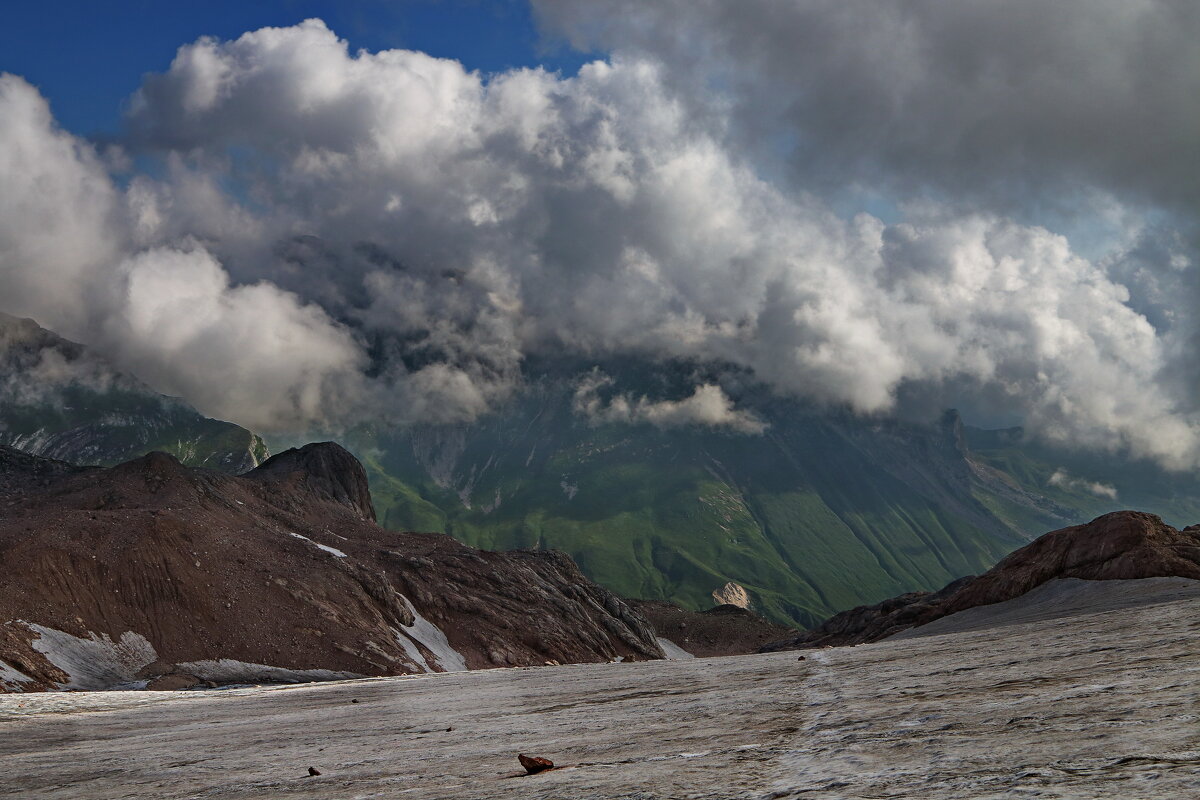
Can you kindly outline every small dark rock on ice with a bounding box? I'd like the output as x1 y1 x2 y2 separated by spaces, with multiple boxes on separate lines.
518 754 554 774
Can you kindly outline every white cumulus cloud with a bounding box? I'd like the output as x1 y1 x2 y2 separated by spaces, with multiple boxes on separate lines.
1048 469 1119 501
0 15 1195 466
573 370 766 434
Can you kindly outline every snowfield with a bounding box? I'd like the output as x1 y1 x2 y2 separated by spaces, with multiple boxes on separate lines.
0 580 1196 799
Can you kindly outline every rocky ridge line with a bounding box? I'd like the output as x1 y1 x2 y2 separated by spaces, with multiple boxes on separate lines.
763 510 1200 650
0 443 663 692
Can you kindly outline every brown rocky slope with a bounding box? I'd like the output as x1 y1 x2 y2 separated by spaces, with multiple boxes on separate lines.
0 443 663 691
764 510 1200 650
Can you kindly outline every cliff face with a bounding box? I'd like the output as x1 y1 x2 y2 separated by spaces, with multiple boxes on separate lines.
764 510 1200 650
0 444 662 692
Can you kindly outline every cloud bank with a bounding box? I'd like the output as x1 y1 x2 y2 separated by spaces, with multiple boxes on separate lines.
0 74 365 431
536 0 1200 214
1047 469 1118 501
573 370 766 434
0 12 1196 467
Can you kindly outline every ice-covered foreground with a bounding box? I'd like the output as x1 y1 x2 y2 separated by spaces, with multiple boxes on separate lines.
0 581 1197 799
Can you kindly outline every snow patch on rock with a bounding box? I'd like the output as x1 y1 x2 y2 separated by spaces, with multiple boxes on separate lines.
656 637 695 660
287 532 347 557
395 595 468 673
20 623 362 691
27 624 156 690
0 659 34 691
392 628 431 672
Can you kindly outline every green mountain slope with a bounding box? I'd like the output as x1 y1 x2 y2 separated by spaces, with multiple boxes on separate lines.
9 311 1189 628
0 312 268 472
352 370 1167 627
965 427 1200 529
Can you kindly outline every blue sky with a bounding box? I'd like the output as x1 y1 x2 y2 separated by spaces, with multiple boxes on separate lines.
0 0 589 136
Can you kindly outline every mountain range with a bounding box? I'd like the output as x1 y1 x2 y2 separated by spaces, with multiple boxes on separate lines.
4 314 1198 627
0 441 663 691
3 438 1196 694
349 373 1200 626
0 313 266 473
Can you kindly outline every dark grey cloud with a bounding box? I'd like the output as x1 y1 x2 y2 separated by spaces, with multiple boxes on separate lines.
535 0 1200 214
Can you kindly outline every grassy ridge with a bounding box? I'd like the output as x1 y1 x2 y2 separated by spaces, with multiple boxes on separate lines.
355 401 1047 627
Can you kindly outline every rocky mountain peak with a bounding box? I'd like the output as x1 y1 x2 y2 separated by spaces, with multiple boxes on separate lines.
0 445 665 691
939 408 968 454
1 314 269 474
765 509 1200 650
246 442 376 521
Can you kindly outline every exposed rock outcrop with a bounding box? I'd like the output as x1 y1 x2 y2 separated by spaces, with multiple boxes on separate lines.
710 581 751 609
940 510 1200 611
0 444 663 691
0 445 89 497
764 510 1200 650
246 442 376 521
